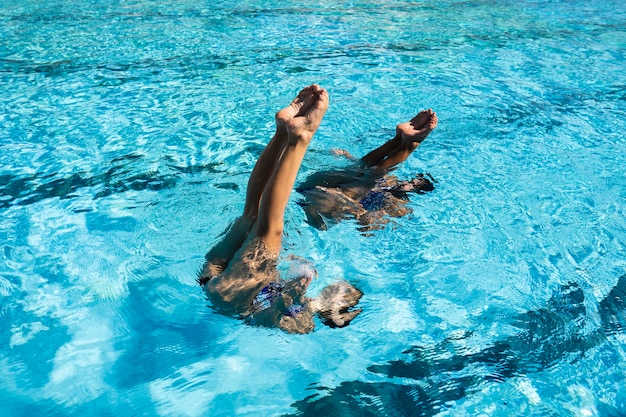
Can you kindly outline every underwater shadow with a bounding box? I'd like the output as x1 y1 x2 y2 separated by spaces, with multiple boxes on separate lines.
286 274 626 416
0 153 225 209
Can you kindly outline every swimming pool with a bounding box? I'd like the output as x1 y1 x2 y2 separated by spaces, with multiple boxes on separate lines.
1 0 625 415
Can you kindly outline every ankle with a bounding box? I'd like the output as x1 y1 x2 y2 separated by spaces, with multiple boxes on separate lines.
287 131 313 146
274 127 288 140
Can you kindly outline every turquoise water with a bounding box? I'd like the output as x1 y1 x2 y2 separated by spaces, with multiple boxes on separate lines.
1 0 625 415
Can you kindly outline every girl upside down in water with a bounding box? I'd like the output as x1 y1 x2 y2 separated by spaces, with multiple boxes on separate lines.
296 109 438 232
198 85 362 334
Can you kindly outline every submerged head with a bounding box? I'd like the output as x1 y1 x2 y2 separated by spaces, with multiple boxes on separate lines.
241 257 363 334
274 279 363 333
391 173 435 198
313 281 363 328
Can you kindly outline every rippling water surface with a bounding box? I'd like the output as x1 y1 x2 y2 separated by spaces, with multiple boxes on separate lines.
1 0 625 415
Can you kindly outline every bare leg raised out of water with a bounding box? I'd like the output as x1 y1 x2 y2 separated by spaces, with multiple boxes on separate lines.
254 85 329 250
361 109 438 170
198 85 324 285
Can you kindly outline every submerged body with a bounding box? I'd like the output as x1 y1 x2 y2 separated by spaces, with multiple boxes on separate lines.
202 232 362 333
298 168 434 231
298 109 438 231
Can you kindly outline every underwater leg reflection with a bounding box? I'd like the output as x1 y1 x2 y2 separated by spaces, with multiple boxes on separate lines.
286 274 626 415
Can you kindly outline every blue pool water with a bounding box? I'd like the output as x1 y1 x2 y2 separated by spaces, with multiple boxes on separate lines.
1 0 625 415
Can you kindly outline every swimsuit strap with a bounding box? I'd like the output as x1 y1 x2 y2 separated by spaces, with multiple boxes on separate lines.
247 282 307 325
284 304 305 317
360 190 389 212
251 281 285 311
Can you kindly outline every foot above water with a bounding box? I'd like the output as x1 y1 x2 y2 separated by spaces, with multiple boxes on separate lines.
276 85 318 131
276 84 328 139
397 109 438 144
283 86 329 140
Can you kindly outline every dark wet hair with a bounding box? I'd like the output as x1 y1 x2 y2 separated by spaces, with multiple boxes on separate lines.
388 173 435 199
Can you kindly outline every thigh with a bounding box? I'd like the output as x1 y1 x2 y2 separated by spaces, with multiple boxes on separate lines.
200 216 256 280
205 235 279 316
